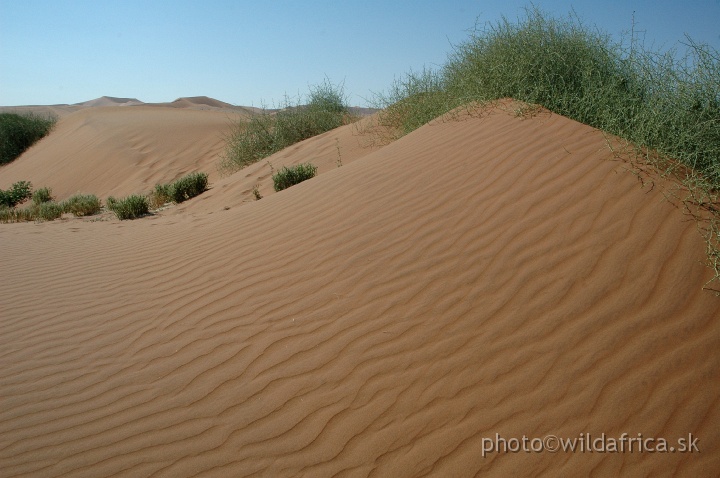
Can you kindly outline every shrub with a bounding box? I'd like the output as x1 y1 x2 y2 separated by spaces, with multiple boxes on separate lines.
107 194 149 220
0 181 33 208
0 112 56 165
272 163 318 192
220 80 354 173
169 172 208 203
32 187 53 205
62 194 102 217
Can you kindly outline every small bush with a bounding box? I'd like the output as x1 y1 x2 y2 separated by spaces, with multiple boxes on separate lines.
169 172 208 203
0 181 33 208
272 163 318 192
62 194 102 217
0 112 56 165
32 187 53 205
107 194 149 220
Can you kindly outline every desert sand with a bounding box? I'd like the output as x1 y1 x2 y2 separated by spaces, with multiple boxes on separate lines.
0 100 718 477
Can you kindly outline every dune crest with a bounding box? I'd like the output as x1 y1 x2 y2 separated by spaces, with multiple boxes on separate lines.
0 104 718 477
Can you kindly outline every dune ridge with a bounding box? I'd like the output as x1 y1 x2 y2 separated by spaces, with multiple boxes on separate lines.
0 105 718 476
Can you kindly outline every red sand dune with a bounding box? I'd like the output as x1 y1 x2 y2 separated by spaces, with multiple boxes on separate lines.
0 103 718 477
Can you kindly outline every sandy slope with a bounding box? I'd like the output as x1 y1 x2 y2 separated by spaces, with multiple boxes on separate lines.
0 105 243 201
0 104 718 477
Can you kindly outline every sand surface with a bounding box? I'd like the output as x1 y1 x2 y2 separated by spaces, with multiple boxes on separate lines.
1 102 718 477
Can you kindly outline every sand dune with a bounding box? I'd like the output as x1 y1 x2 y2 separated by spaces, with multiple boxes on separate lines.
76 96 144 108
0 95 254 119
0 103 718 477
0 106 243 201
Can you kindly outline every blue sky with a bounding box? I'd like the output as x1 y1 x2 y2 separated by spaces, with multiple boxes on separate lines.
1 0 718 107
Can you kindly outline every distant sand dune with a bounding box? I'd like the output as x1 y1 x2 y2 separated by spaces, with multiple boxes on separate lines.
0 106 242 200
0 103 718 477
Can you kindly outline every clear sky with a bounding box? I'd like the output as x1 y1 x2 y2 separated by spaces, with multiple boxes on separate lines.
1 0 718 107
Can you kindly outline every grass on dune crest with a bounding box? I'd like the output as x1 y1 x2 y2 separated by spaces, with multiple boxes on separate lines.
370 5 720 291
0 112 57 165
219 79 358 174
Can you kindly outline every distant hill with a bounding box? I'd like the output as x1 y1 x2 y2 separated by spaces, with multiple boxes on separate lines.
75 96 144 107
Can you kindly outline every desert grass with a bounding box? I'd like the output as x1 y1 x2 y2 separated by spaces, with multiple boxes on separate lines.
371 6 720 289
168 172 208 203
272 163 318 192
62 194 102 217
148 172 209 208
0 189 100 223
0 112 56 165
107 195 149 220
220 80 357 173
32 187 54 205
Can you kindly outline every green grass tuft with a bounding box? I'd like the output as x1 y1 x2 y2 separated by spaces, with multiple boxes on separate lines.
272 163 318 192
62 194 102 217
168 172 208 203
107 194 149 220
33 201 64 221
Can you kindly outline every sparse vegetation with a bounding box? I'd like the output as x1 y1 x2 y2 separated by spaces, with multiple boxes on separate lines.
107 194 149 220
0 184 102 223
272 163 318 192
220 80 356 173
252 185 262 200
0 112 56 165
